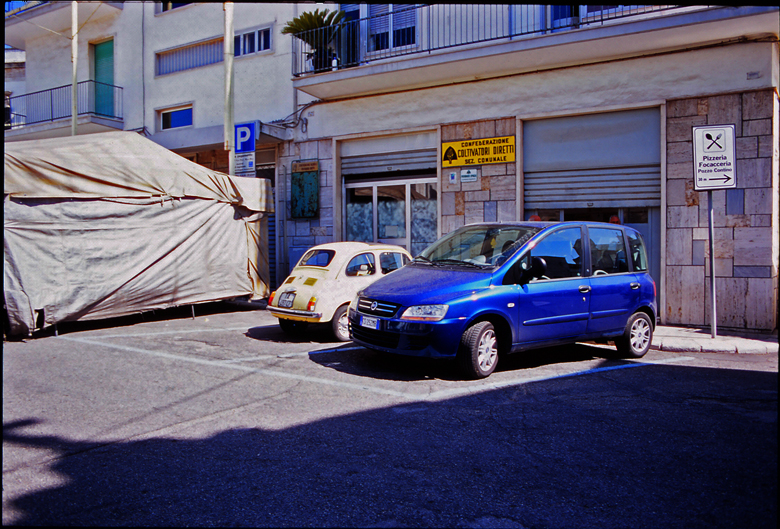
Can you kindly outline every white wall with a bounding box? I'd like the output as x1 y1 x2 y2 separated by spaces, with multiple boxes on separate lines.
299 41 778 142
13 2 314 145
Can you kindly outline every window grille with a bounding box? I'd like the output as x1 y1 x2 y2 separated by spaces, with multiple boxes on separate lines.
156 38 223 76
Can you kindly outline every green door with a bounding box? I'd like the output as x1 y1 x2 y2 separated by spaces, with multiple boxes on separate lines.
94 40 114 116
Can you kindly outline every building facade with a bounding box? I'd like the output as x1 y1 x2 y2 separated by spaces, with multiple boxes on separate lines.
5 3 779 331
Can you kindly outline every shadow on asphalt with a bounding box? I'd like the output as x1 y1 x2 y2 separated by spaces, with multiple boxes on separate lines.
3 365 777 527
305 342 611 382
245 322 344 345
4 301 263 341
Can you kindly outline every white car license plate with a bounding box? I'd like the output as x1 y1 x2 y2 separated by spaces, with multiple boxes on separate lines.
360 315 379 329
278 292 295 308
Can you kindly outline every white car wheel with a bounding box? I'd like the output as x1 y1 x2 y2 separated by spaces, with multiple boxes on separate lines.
331 305 350 342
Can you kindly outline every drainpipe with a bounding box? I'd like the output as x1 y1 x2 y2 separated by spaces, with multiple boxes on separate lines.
224 2 235 175
71 1 78 136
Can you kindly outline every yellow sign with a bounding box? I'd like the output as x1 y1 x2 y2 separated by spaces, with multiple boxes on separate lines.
292 160 319 172
442 136 516 168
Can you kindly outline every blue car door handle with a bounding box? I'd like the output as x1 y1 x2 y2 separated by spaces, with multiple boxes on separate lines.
579 285 591 293
630 282 641 290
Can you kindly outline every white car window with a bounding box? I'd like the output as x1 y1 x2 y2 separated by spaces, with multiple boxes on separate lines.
380 252 409 274
345 253 376 277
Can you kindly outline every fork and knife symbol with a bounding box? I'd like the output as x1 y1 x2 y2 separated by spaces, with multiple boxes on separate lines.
705 132 723 149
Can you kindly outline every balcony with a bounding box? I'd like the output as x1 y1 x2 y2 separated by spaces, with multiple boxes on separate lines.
5 80 124 140
289 4 779 100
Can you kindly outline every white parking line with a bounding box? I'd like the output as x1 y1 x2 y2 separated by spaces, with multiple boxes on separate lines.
57 335 695 402
73 327 258 339
58 335 414 400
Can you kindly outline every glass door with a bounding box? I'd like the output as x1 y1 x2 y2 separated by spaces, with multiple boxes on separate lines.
377 184 406 246
345 177 437 255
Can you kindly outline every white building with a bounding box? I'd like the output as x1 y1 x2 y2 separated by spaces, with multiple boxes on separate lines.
5 3 779 332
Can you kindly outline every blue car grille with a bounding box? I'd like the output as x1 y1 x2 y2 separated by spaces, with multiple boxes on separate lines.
351 325 400 349
351 324 430 351
357 297 401 318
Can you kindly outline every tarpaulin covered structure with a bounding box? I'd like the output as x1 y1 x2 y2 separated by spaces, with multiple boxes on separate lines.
4 131 274 336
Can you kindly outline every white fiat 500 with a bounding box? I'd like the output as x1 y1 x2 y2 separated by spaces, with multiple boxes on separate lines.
267 242 412 341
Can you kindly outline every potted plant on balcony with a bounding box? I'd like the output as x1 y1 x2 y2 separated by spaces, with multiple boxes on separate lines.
282 8 345 73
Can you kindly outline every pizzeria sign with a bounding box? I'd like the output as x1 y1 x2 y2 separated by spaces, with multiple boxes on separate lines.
442 135 516 168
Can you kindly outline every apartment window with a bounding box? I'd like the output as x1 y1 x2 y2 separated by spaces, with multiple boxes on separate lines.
160 106 193 130
234 28 272 57
158 2 192 13
156 38 223 76
368 4 416 52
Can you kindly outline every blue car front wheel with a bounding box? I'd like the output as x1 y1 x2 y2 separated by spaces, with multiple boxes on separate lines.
458 321 499 379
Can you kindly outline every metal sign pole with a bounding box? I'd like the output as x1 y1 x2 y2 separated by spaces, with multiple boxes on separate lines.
708 190 716 338
693 124 735 340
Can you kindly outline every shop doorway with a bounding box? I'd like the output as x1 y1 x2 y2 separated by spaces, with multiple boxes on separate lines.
345 177 437 256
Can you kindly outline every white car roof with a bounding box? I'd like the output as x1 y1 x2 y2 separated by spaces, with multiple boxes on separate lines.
296 241 411 270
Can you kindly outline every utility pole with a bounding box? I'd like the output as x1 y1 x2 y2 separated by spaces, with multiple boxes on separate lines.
224 2 235 175
71 1 78 136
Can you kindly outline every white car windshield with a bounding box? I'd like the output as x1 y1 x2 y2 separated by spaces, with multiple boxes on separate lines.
416 225 541 268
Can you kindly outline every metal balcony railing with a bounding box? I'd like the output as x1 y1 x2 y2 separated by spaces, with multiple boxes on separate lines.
291 4 683 76
4 80 123 130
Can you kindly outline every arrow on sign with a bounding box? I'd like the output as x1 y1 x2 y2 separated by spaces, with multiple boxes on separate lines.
709 174 732 184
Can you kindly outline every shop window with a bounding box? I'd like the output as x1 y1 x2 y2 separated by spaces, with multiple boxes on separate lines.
346 187 374 243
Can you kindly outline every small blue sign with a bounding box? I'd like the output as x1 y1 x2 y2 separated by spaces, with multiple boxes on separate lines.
235 122 256 153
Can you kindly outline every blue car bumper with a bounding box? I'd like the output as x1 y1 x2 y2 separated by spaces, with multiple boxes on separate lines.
348 308 465 359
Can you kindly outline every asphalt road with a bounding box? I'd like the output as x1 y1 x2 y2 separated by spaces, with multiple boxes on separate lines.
3 303 777 527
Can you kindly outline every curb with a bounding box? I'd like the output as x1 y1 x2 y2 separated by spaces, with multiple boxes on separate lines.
651 338 777 355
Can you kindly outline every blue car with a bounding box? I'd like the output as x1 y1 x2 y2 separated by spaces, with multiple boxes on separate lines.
348 221 657 379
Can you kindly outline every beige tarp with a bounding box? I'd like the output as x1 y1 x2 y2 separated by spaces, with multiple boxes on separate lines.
4 131 274 335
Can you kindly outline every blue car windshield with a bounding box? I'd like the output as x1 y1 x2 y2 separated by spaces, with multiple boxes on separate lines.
417 225 541 269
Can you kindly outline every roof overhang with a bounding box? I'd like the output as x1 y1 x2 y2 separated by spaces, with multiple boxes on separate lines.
5 1 123 50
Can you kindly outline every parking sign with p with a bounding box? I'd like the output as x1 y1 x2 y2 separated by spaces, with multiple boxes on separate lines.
235 122 256 154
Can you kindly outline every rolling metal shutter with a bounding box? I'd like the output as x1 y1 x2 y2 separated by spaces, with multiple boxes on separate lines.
523 108 661 209
341 149 438 175
341 132 437 175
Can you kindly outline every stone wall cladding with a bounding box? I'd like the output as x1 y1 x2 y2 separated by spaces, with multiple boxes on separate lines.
279 139 334 250
665 90 777 331
440 117 516 232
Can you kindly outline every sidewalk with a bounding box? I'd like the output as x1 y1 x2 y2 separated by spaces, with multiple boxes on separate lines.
653 325 778 354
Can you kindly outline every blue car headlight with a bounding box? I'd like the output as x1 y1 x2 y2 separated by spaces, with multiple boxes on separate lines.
400 305 449 322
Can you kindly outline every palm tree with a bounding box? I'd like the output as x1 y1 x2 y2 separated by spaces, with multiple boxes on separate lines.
282 8 345 72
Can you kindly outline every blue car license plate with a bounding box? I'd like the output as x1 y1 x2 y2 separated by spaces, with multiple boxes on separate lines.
360 315 379 329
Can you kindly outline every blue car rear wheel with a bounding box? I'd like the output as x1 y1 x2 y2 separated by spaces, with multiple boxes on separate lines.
615 312 653 358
